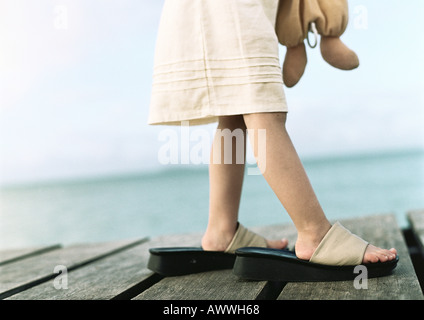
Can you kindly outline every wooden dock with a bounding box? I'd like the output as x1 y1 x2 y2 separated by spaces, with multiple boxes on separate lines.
1 211 424 300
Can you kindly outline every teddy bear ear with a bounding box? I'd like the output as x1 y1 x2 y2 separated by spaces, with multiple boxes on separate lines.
313 0 359 71
282 42 307 88
320 37 360 70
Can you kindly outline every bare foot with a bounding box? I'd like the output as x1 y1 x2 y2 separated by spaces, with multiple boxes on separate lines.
295 225 397 263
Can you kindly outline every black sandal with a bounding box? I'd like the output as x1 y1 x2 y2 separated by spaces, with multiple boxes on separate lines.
147 223 267 276
233 222 398 282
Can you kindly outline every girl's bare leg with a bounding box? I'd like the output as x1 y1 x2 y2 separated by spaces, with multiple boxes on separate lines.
242 112 397 263
201 115 288 251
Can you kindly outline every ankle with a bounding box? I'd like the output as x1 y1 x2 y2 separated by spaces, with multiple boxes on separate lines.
295 220 332 260
297 218 331 241
201 232 233 251
201 224 238 251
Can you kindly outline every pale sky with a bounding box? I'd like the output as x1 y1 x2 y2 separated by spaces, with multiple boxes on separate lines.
0 0 423 185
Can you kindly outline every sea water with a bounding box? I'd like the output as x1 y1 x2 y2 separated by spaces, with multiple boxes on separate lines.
1 149 423 250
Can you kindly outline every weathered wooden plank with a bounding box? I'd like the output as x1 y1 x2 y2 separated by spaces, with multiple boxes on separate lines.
408 210 424 255
277 214 424 300
134 223 297 300
7 242 152 300
7 233 202 300
0 238 145 299
5 213 422 300
134 269 267 300
0 245 61 266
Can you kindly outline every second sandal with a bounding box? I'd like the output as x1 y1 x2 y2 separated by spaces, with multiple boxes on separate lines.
233 222 398 282
147 223 268 276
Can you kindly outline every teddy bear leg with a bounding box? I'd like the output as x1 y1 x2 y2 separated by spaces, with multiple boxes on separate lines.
320 36 359 70
283 42 307 87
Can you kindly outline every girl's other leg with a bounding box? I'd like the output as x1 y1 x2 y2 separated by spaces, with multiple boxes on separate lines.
201 115 287 251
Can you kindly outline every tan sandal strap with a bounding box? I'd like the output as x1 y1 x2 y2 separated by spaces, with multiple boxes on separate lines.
224 223 267 254
309 222 368 266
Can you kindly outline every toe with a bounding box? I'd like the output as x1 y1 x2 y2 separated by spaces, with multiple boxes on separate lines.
378 253 389 262
363 245 398 263
364 254 379 263
381 249 397 261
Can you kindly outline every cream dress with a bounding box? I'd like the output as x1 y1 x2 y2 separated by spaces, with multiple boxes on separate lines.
149 0 288 126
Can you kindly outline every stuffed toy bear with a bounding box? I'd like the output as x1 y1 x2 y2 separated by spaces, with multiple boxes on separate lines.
276 0 359 87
